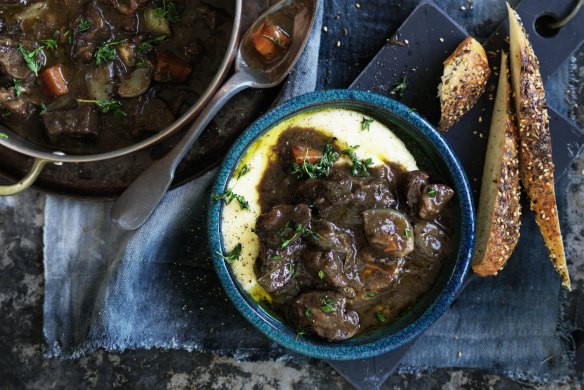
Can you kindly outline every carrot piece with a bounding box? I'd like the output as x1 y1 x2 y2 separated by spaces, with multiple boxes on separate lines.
153 51 193 83
291 145 323 164
252 19 290 61
41 65 68 97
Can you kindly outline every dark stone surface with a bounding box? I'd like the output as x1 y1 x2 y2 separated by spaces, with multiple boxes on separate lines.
1 0 583 388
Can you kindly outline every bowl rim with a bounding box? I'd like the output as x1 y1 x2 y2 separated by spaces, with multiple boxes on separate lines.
208 89 475 360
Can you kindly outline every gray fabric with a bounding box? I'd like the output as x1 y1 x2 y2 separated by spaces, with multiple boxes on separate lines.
43 0 576 383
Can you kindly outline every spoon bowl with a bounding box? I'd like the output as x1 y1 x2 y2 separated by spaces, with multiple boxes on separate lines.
111 0 318 230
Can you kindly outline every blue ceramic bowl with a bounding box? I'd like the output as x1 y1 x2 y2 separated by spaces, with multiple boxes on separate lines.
208 89 475 360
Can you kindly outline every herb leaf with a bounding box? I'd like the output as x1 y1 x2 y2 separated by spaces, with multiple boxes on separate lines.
376 310 386 323
17 45 43 76
236 164 250 180
320 296 336 313
78 18 91 32
12 79 22 97
341 145 373 177
1 111 11 119
154 0 180 24
39 103 48 115
305 307 312 319
94 39 126 65
290 139 339 179
427 188 437 197
366 291 377 297
318 270 325 280
278 222 320 249
212 189 249 210
404 228 411 238
77 99 126 117
360 117 374 131
41 38 58 50
0 132 8 140
390 75 408 98
216 243 242 264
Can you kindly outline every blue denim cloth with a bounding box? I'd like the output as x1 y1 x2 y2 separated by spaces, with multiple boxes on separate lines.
44 0 575 383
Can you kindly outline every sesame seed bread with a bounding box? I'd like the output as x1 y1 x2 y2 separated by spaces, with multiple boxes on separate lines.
472 51 522 277
507 4 571 289
438 36 491 132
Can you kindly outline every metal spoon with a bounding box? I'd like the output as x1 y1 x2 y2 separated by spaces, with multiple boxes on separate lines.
111 0 318 230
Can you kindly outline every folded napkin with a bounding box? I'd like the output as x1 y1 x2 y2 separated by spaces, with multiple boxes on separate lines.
44 0 578 385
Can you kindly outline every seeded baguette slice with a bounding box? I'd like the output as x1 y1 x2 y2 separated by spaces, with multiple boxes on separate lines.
438 36 490 132
472 51 521 276
507 4 570 289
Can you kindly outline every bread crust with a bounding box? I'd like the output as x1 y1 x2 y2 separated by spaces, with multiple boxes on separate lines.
438 36 490 132
472 51 521 276
507 4 570 289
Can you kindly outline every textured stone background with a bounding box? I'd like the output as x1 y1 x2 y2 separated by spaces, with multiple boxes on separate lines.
1 1 583 389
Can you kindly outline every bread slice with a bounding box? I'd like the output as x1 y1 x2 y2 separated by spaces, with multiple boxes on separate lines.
507 3 570 289
438 36 490 132
472 51 521 276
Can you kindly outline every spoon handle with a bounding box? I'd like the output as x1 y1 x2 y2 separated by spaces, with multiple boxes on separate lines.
111 71 253 230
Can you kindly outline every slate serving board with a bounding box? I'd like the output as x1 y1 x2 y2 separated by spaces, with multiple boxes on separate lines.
329 0 584 388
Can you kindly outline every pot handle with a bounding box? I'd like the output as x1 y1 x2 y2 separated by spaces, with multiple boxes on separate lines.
0 158 49 196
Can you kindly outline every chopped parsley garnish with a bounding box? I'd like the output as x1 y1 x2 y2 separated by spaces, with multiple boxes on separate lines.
341 145 373 177
360 117 374 131
320 296 336 313
261 34 288 49
78 18 91 32
404 228 411 237
216 243 242 264
236 164 250 180
94 39 126 65
77 99 126 117
295 327 308 341
278 222 320 249
268 255 282 261
211 188 249 210
0 132 8 140
427 188 437 197
366 291 377 297
39 103 48 115
318 270 325 280
154 0 180 24
12 79 22 97
136 35 167 55
286 263 296 277
41 38 58 50
390 75 408 98
376 310 386 323
17 45 44 76
290 139 339 179
305 307 312 319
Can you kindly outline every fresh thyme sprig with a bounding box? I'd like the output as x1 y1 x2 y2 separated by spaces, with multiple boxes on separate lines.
94 39 126 65
77 99 126 117
17 45 44 76
341 145 373 177
290 139 339 179
320 296 336 313
277 222 320 249
154 0 180 24
360 117 374 131
390 75 408 98
216 243 242 264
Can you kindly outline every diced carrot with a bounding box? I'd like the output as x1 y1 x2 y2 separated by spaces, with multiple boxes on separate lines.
252 19 290 61
291 145 323 164
153 51 193 83
41 65 69 97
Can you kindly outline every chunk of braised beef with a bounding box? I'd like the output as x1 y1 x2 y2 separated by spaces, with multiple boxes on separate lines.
413 221 451 260
308 220 356 254
360 258 404 293
418 184 454 220
71 5 111 64
42 105 99 142
130 97 175 134
302 250 350 290
104 0 149 16
255 204 312 248
401 170 429 209
289 291 360 341
257 244 302 297
297 173 353 219
362 209 414 257
0 88 29 119
0 39 33 79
